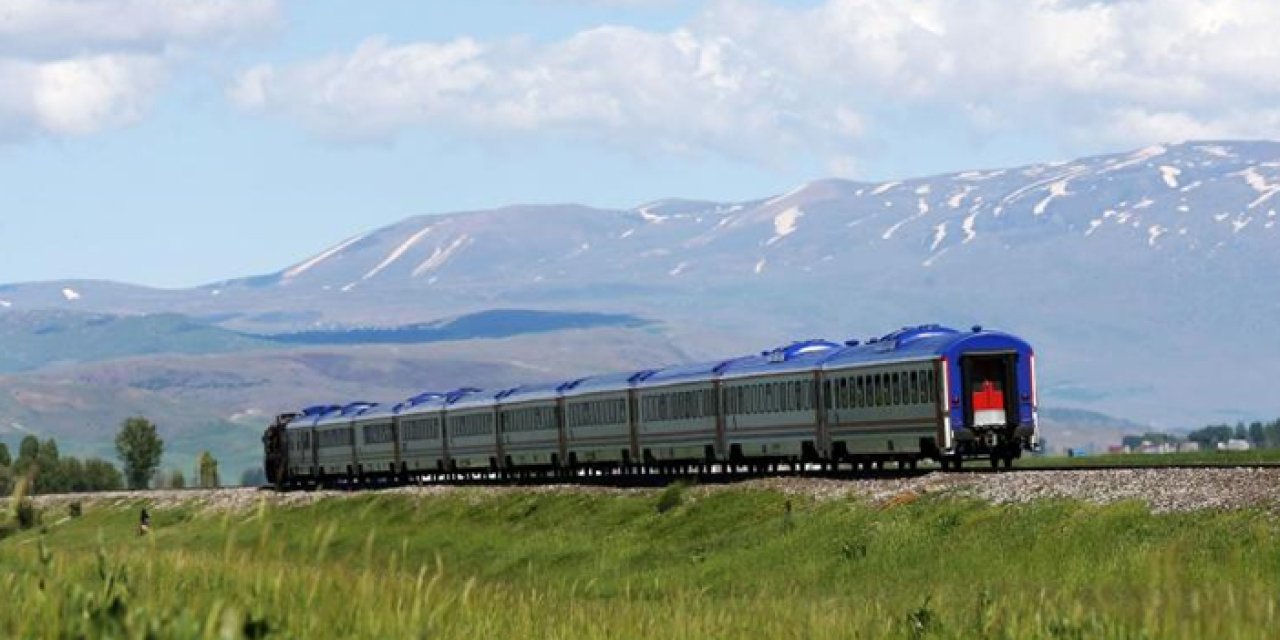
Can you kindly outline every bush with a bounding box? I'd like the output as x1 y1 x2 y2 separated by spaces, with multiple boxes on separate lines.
654 481 688 514
15 499 38 529
68 501 82 518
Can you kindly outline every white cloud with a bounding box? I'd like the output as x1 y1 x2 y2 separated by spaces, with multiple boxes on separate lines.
232 0 1280 163
0 0 279 56
0 0 277 139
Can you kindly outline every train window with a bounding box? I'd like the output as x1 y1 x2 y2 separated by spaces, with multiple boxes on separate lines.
822 381 832 410
836 378 847 409
909 372 919 404
889 373 899 405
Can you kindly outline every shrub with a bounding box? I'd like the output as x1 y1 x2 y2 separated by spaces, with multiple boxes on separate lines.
15 499 38 529
654 481 688 514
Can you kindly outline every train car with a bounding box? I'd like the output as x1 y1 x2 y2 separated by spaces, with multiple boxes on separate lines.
718 339 841 463
820 325 1036 468
495 382 565 469
560 370 655 468
314 402 377 479
352 402 397 480
283 405 342 485
633 356 754 464
395 391 449 477
444 389 498 472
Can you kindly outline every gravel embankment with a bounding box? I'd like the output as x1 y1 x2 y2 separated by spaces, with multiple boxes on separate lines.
24 468 1280 514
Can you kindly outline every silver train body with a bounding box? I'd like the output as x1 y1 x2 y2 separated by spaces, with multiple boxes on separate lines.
262 325 1039 486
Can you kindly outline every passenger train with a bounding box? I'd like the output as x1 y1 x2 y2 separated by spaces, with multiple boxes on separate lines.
262 324 1038 488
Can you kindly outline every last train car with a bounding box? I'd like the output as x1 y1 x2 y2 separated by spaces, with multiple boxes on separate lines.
819 325 1037 469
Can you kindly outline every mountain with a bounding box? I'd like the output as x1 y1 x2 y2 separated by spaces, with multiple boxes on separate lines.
3 140 1279 434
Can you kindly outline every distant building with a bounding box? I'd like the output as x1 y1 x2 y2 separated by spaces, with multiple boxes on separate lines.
1218 439 1251 452
1178 441 1201 453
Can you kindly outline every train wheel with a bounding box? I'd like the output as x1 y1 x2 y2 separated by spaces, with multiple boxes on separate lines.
1003 454 1014 469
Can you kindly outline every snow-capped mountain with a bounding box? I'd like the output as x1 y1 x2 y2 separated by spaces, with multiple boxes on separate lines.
2 140 1278 428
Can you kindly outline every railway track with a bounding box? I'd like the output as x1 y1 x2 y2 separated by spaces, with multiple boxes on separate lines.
261 460 1280 491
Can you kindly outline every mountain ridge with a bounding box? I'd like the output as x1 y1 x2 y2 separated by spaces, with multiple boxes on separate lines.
1 140 1278 429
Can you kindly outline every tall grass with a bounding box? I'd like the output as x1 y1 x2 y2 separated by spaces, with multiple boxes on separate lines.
3 488 1279 638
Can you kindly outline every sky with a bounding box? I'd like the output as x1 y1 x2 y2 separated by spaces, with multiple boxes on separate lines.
2 0 1279 288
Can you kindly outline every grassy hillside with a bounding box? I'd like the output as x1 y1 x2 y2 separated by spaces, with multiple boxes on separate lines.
3 487 1279 638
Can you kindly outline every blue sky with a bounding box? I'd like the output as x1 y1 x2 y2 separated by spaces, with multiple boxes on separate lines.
1 0 1274 287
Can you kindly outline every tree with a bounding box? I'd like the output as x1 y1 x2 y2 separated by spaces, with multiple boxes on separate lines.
18 435 39 461
59 457 85 493
82 459 124 492
0 442 10 468
165 469 186 489
35 437 62 493
115 417 164 490
15 435 39 474
196 451 220 489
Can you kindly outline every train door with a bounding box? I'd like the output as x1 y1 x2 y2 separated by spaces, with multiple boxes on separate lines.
959 353 1019 429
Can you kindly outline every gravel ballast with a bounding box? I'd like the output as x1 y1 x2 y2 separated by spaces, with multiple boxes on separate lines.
24 468 1280 514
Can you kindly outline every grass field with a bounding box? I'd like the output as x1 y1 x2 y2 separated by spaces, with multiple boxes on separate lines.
3 485 1280 638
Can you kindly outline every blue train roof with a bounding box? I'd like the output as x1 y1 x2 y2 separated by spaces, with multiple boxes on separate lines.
562 369 658 395
636 354 759 387
821 325 1030 369
495 380 572 404
380 387 481 418
719 339 842 380
444 387 495 411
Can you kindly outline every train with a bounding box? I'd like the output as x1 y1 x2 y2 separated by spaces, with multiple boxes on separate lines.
262 324 1038 488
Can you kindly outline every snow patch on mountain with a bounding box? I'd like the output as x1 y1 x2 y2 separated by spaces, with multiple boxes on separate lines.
767 207 803 246
0 300 11 308
962 212 978 243
412 235 471 277
284 234 366 280
364 225 433 281
754 258 766 274
61 288 81 301
948 186 974 208
870 181 900 196
669 261 690 276
930 223 947 251
1103 145 1167 173
1033 180 1071 215
1237 167 1280 209
1196 144 1234 158
1159 165 1181 188
762 183 808 208
637 205 669 224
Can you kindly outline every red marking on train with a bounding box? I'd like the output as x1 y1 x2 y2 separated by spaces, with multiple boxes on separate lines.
971 381 1004 411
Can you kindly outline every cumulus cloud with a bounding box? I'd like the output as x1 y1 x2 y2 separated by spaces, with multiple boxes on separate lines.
229 0 1280 164
0 0 277 138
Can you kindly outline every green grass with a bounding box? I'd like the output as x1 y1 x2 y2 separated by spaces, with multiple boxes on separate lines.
1018 448 1280 467
3 487 1280 638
